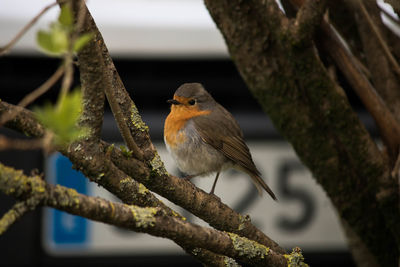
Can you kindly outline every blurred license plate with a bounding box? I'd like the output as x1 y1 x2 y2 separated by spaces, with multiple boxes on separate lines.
43 141 347 255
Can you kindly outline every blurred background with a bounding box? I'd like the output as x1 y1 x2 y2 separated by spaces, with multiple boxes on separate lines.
1 0 387 266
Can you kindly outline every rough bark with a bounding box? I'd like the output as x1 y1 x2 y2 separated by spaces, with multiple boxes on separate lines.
0 163 295 267
2 0 399 265
0 100 285 256
64 1 286 255
204 0 399 265
347 0 400 120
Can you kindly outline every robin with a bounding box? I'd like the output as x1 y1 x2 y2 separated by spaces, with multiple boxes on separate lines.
164 83 277 200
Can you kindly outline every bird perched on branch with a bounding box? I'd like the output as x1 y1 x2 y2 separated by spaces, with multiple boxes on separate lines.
164 83 277 200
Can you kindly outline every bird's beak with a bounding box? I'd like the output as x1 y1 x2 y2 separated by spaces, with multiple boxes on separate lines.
167 99 181 105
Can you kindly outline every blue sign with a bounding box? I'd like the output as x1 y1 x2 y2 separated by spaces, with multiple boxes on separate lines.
45 153 90 247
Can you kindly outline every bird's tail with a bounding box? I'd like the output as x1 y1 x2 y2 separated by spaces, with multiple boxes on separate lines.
251 174 277 201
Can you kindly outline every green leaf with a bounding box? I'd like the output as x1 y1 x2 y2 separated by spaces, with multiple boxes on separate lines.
36 4 75 56
58 4 73 27
37 30 54 53
34 89 89 146
51 26 69 53
36 26 68 56
73 33 93 52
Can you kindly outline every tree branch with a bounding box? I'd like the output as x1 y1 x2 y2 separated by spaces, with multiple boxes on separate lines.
66 141 173 212
282 0 400 253
0 200 35 235
66 140 234 266
316 21 400 160
65 0 286 254
69 0 105 140
107 141 285 254
188 249 241 267
0 101 232 266
313 21 400 248
0 98 286 258
0 101 166 213
290 0 327 46
101 60 144 161
357 0 400 78
0 163 296 267
204 0 399 264
0 165 47 236
0 102 44 138
287 0 400 159
0 65 64 127
343 0 400 124
0 135 43 150
71 1 143 159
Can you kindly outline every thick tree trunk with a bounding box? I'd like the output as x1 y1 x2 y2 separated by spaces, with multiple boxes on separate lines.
204 0 399 265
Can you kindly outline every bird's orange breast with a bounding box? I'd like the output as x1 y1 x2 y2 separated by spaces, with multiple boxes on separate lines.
164 97 210 148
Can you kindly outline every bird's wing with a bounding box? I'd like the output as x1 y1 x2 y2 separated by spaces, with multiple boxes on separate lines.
192 104 260 176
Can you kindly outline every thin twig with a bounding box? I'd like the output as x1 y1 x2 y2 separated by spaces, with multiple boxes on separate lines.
318 21 400 160
291 0 327 45
0 65 65 127
57 1 86 108
58 55 74 107
0 201 34 235
94 32 144 161
0 0 68 56
0 135 43 150
352 54 371 79
19 65 65 108
75 0 87 34
358 0 400 78
391 152 400 178
101 61 144 161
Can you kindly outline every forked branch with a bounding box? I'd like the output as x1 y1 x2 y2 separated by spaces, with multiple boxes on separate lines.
0 163 296 267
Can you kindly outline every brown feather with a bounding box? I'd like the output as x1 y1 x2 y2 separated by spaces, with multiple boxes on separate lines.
250 174 277 200
193 104 277 200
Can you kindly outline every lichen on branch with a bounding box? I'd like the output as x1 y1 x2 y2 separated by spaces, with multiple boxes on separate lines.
0 162 293 266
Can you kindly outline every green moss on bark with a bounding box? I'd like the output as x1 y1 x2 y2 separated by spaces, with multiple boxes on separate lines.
204 0 397 264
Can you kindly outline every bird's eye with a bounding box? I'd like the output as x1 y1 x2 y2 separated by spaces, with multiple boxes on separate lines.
188 99 196 105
